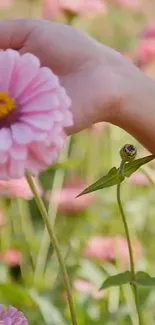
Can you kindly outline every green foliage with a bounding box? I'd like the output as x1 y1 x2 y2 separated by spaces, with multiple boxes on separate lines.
100 271 132 290
78 155 154 196
0 283 35 308
134 272 155 287
0 1 155 325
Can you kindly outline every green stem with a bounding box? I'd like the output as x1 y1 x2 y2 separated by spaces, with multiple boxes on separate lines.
33 139 70 283
26 171 78 325
17 198 35 269
117 160 143 325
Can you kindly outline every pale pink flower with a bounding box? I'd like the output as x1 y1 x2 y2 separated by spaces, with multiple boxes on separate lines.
129 171 150 186
48 176 96 214
42 0 62 19
61 0 106 15
115 236 143 266
142 24 155 39
43 0 106 19
0 249 23 267
0 0 14 10
84 235 143 266
74 279 105 300
0 49 72 180
84 236 114 261
135 39 155 66
111 0 140 9
0 177 42 199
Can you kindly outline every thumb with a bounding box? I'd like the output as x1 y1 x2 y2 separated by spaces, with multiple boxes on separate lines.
0 19 35 50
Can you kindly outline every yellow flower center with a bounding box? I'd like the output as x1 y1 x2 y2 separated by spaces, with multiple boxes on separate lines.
0 92 15 118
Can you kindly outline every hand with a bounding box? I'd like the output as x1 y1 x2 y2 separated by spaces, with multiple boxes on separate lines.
0 18 133 133
0 18 155 154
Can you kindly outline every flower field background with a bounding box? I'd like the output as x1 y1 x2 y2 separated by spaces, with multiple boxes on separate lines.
0 0 155 324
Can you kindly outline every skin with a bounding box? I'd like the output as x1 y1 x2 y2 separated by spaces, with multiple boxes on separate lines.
0 19 155 153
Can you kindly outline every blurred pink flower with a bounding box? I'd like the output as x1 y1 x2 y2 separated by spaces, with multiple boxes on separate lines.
84 236 115 261
0 249 23 267
0 49 72 179
84 235 143 266
129 171 150 186
48 176 96 214
42 0 61 19
115 236 143 266
0 0 14 9
74 279 105 299
0 177 42 199
43 0 106 19
111 0 140 9
142 24 155 39
134 39 155 66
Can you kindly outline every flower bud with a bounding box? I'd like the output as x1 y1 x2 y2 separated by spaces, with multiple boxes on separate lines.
120 144 137 162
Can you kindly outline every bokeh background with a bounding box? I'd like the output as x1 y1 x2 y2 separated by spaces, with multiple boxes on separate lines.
0 0 155 324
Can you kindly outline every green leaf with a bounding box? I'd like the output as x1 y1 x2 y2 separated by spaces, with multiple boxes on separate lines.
124 155 155 177
134 272 155 287
0 283 34 308
47 159 81 171
100 271 132 290
30 290 66 325
77 167 121 196
77 155 154 196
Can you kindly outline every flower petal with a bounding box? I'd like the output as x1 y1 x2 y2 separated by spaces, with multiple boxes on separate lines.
20 114 53 130
8 159 25 179
0 49 20 91
0 165 9 180
0 128 12 151
62 111 73 127
29 143 58 165
20 93 60 112
19 67 59 104
0 152 8 164
11 123 34 144
10 145 27 160
26 153 46 175
12 53 40 98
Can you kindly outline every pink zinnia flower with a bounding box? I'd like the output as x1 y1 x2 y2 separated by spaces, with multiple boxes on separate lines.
84 235 143 266
0 177 42 199
0 0 14 10
111 0 140 10
115 236 143 266
48 176 96 214
0 249 23 267
129 171 150 186
43 0 106 19
134 39 155 66
0 49 72 180
84 236 114 261
74 279 105 300
42 0 62 19
142 24 155 39
61 0 106 15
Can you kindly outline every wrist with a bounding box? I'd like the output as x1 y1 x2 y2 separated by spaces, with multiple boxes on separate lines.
113 68 155 154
